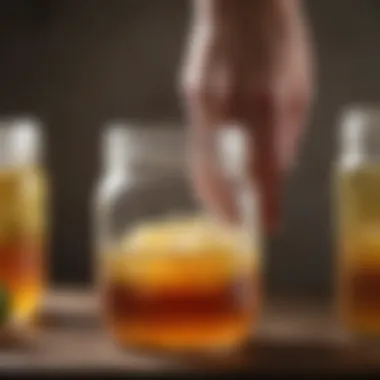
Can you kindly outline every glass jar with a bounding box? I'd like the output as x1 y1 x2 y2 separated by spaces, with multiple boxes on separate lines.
0 117 47 343
94 122 262 353
335 106 380 336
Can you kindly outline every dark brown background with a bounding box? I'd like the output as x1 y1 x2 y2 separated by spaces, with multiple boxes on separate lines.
0 0 379 297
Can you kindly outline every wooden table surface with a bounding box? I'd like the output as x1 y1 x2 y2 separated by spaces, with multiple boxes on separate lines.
0 289 379 374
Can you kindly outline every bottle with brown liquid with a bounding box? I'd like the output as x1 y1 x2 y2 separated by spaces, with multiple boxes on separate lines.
94 122 262 354
336 106 380 337
0 117 48 343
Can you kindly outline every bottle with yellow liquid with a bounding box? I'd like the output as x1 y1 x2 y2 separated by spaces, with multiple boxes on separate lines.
94 123 262 353
0 118 47 343
336 106 380 337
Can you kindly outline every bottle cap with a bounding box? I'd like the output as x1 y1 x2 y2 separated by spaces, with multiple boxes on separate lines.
0 116 43 168
340 105 380 158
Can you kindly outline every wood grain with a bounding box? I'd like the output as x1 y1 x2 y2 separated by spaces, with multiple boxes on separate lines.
0 289 378 374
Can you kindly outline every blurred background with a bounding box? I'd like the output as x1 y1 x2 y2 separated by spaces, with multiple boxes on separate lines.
0 0 379 298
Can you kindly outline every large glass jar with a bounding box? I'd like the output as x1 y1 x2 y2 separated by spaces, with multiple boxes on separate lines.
335 106 380 336
0 117 47 342
94 122 262 353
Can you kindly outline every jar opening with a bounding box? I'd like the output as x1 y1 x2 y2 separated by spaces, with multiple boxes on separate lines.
102 122 188 173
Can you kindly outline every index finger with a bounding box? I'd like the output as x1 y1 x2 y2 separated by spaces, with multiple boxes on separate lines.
245 91 284 234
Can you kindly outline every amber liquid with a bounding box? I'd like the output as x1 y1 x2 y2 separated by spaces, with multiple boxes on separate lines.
0 168 46 337
342 265 380 334
102 218 260 352
0 240 44 326
337 164 380 335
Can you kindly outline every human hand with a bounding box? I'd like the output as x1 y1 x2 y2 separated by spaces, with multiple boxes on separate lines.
180 0 313 233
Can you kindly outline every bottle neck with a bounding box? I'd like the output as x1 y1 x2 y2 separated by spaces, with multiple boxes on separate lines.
340 106 380 164
0 118 42 170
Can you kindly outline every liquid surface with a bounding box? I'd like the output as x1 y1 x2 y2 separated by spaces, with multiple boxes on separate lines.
337 164 380 335
102 216 260 352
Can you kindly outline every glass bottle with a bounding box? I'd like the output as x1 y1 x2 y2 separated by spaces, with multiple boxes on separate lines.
0 117 48 342
94 122 262 353
336 106 380 336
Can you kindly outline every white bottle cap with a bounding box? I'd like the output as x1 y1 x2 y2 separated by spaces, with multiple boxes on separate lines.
340 105 380 158
0 117 43 168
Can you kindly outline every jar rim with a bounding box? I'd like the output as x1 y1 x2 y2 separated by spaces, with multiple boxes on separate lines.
101 121 188 172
